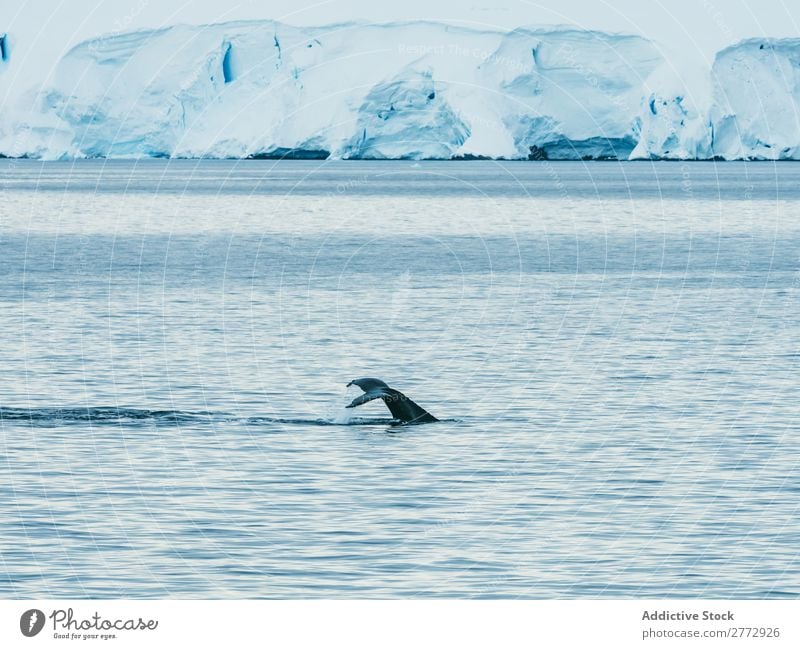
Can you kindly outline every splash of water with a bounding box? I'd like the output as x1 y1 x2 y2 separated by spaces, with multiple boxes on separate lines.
330 384 362 424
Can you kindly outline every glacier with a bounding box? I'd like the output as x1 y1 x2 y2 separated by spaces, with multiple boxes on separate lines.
0 20 798 160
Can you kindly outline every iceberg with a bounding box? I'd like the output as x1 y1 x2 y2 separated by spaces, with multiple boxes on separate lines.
709 39 800 160
0 20 798 160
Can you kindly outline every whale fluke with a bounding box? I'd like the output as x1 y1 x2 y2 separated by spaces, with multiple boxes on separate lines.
346 377 438 424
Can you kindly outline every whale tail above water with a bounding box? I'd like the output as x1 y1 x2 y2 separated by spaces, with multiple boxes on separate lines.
346 377 438 424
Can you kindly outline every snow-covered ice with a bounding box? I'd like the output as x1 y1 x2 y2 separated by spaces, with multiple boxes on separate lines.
0 20 798 160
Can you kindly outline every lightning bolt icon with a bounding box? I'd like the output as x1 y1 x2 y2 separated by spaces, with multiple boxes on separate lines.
28 611 37 632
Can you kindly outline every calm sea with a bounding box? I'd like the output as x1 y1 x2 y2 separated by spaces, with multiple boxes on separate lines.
1 160 798 597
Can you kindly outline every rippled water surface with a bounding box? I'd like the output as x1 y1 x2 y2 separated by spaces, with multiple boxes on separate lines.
1 160 799 598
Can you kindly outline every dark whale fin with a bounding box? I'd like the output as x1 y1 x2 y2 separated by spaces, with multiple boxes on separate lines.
346 377 438 424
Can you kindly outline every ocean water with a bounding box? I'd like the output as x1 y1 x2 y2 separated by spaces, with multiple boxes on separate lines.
1 160 799 598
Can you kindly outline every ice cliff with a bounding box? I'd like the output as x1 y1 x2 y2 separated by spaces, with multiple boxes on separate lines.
0 21 798 160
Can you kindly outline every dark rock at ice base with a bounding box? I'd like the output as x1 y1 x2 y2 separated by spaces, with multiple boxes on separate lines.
247 148 330 160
